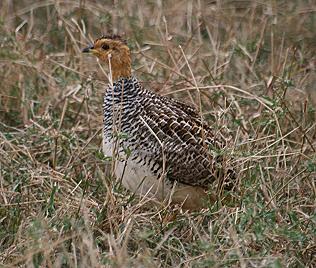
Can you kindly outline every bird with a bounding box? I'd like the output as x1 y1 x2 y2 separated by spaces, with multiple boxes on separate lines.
82 35 235 210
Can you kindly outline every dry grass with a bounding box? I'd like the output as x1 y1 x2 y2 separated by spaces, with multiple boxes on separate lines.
0 0 315 267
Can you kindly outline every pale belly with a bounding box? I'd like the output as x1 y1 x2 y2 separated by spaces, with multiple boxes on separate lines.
103 139 209 210
103 140 173 201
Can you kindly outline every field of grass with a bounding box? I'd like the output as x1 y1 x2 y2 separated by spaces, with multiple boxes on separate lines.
0 0 315 267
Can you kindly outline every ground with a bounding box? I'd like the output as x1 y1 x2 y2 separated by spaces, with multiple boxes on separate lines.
0 1 315 267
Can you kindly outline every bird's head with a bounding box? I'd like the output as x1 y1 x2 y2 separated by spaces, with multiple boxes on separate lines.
82 35 131 81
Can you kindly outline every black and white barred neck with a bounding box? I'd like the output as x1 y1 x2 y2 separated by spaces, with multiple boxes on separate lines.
102 76 234 188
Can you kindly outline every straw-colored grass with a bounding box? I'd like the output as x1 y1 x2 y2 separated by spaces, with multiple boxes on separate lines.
0 1 315 267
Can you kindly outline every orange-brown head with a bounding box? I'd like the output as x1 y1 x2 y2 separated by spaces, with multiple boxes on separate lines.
82 35 131 81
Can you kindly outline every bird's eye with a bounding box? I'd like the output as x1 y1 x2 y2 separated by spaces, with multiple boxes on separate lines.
102 44 110 50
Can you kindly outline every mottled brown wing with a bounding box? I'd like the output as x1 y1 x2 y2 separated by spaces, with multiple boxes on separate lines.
141 95 225 187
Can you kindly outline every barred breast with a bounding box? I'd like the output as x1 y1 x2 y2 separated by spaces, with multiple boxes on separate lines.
102 77 233 202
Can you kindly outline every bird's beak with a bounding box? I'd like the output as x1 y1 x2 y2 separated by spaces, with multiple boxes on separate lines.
82 45 94 53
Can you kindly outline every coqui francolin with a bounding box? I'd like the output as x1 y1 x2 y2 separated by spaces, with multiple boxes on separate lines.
82 35 235 210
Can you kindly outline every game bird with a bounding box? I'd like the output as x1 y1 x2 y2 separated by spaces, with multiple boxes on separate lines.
82 35 235 210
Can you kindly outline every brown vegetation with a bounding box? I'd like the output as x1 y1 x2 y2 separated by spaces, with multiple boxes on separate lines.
0 1 315 267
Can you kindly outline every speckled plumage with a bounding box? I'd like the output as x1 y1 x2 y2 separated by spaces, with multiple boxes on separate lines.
103 77 231 189
83 35 235 209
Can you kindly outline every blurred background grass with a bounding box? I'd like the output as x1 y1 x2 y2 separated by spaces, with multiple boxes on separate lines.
0 0 315 267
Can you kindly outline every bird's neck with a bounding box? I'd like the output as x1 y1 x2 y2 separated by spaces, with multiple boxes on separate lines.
109 54 132 82
111 66 131 81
